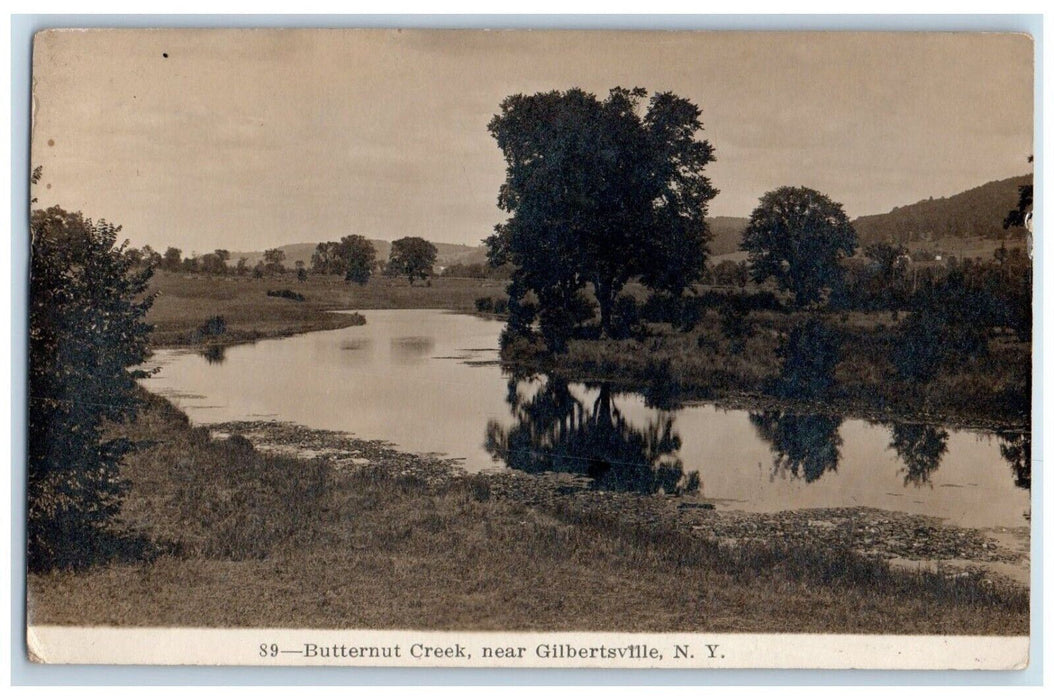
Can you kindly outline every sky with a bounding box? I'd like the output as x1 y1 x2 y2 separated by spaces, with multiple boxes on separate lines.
31 29 1034 252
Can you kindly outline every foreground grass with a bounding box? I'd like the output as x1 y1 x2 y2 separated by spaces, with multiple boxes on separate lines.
147 271 506 347
26 393 1028 634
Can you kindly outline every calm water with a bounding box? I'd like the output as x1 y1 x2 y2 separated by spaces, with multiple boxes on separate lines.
143 309 1030 530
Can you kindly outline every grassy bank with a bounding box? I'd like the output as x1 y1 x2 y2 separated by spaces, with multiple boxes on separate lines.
146 271 506 347
27 393 1028 633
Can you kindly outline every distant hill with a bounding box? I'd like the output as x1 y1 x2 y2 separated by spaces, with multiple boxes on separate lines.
852 175 1031 245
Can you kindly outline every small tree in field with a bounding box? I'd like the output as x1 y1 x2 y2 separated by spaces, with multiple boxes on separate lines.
263 248 286 274
388 237 437 284
161 246 182 272
29 206 155 570
741 187 857 307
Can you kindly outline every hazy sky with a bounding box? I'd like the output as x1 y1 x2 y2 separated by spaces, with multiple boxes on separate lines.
31 29 1033 252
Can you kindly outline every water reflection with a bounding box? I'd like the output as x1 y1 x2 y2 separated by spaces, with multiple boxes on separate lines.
390 336 436 364
145 310 1031 529
749 411 844 483
485 376 700 495
750 319 845 483
886 422 950 487
997 430 1031 490
199 344 226 365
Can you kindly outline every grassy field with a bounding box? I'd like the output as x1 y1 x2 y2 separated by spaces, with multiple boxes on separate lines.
146 271 506 347
26 393 1029 633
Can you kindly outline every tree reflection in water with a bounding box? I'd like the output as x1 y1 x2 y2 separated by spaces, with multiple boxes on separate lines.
749 411 843 483
485 375 699 495
751 317 844 483
885 422 950 487
199 344 226 365
997 430 1031 490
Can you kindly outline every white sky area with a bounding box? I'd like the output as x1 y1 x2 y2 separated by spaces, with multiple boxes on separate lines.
30 29 1034 252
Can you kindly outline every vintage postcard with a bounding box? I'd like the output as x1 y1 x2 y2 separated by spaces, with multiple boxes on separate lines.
25 28 1033 670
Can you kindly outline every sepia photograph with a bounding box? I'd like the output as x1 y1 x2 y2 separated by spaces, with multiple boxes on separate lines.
23 27 1034 669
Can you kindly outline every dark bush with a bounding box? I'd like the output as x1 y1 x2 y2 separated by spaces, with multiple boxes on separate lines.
719 296 752 341
266 289 305 302
641 291 683 324
609 294 643 339
773 318 843 399
474 296 494 313
198 315 227 337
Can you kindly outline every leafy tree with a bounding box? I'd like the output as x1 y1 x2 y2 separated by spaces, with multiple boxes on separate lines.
338 235 376 285
199 252 227 275
388 236 437 284
29 207 155 570
741 187 857 307
864 241 908 278
162 246 182 272
311 241 341 275
139 245 162 269
263 248 286 274
487 87 717 344
235 257 249 276
123 247 144 267
295 260 308 283
313 236 378 284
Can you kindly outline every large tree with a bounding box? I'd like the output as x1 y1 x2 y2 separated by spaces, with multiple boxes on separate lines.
487 87 717 344
388 236 437 284
29 206 155 570
741 186 857 307
339 235 376 285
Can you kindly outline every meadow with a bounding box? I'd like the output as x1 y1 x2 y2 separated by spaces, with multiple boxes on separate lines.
146 270 507 347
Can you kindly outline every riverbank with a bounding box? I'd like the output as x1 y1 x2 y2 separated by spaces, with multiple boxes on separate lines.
27 393 1028 634
146 270 505 347
500 309 1032 431
144 271 1029 431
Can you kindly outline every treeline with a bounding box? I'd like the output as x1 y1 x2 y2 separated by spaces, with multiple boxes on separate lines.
129 245 293 278
136 235 452 286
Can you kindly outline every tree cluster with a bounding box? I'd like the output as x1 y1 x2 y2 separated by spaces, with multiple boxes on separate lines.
312 235 377 284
